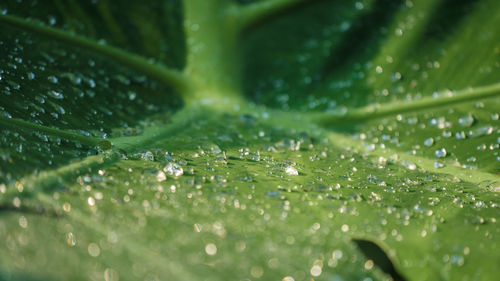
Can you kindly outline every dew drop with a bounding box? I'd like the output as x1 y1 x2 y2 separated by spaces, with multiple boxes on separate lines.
455 131 466 140
458 115 475 127
434 161 445 169
47 90 63 99
88 243 100 257
435 148 447 158
18 216 28 228
141 151 154 161
469 126 493 138
341 224 349 232
205 243 217 255
164 162 183 177
285 166 298 176
47 75 58 83
442 131 452 138
402 160 417 170
251 266 264 278
424 137 434 147
157 171 166 182
66 232 76 246
128 91 137 101
310 265 322 277
104 268 119 281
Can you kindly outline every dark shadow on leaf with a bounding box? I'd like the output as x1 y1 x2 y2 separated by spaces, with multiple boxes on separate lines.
421 0 480 40
353 238 407 281
320 0 404 80
0 204 59 217
0 272 51 281
242 0 324 32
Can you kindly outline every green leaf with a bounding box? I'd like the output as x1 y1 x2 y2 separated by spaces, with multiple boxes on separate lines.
1 1 499 281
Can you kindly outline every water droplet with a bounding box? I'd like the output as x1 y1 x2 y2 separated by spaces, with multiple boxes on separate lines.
12 197 21 208
455 131 466 140
402 160 417 170
88 243 100 257
66 232 76 246
435 148 447 158
458 115 475 127
310 265 322 277
469 126 493 138
128 91 137 101
251 266 264 278
18 216 28 228
48 16 57 25
205 143 222 155
104 268 119 281
205 243 217 255
157 171 166 182
141 151 154 161
424 138 434 147
87 78 96 88
47 90 63 99
285 166 298 176
164 163 183 177
251 152 261 161
47 75 58 83
193 224 201 232
434 161 445 169
450 255 464 266
364 260 374 270
442 131 452 138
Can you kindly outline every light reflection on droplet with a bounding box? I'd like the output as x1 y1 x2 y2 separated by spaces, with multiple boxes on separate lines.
285 166 298 176
157 171 166 182
205 243 217 255
18 216 28 228
104 268 119 281
458 115 475 127
341 224 349 232
310 265 322 277
251 266 264 278
435 148 447 158
13 197 21 208
434 161 445 169
364 260 374 270
424 137 434 147
88 243 100 257
164 163 183 177
66 232 76 246
193 224 201 232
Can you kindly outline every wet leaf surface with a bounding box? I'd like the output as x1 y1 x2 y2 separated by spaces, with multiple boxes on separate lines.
0 1 499 280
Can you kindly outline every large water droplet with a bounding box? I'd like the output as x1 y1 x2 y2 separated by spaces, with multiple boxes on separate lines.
164 163 183 177
458 115 475 127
